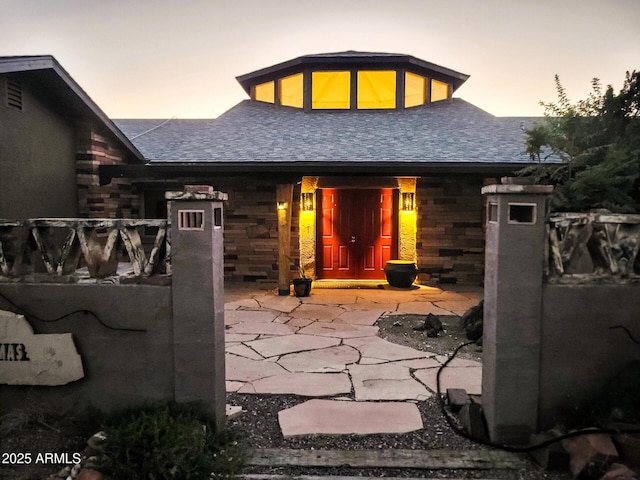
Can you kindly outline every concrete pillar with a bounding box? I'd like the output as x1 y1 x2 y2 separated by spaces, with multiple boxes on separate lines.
481 181 553 444
166 186 228 430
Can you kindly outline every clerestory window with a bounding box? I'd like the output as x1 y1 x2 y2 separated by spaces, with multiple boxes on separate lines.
254 80 274 104
279 73 303 108
251 69 451 110
405 72 426 108
312 71 351 109
357 71 396 109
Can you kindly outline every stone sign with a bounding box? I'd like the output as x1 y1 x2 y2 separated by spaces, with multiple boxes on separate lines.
0 310 84 385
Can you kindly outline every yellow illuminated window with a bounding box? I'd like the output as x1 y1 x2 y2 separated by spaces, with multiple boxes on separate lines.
431 79 450 102
254 81 275 103
404 72 426 108
279 73 303 108
357 71 396 109
312 71 350 109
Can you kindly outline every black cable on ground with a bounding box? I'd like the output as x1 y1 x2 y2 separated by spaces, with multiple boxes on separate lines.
610 325 640 344
436 340 640 453
0 290 147 333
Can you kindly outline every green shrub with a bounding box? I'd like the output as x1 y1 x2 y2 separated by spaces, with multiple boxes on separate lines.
96 402 244 480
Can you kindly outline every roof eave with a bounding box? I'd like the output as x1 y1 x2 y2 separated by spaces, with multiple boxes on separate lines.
236 52 470 95
100 160 535 185
1 55 145 163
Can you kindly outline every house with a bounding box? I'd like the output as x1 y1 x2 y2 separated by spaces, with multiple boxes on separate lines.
110 51 541 286
2 52 541 287
0 55 144 219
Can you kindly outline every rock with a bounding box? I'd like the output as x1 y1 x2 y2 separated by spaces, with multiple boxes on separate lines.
86 431 107 453
424 313 443 337
461 300 483 341
600 463 638 480
57 466 72 478
457 403 488 442
446 388 470 413
529 428 570 471
70 463 82 477
76 469 104 480
562 431 619 479
611 425 640 467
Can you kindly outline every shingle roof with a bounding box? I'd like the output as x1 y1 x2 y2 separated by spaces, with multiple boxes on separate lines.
115 99 542 168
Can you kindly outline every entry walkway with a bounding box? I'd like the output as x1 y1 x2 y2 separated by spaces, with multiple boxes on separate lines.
224 282 483 437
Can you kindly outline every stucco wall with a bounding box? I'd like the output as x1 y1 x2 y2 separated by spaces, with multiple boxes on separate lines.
538 284 640 429
0 283 173 412
0 76 78 218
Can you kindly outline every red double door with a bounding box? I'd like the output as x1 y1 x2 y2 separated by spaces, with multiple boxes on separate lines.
318 188 397 280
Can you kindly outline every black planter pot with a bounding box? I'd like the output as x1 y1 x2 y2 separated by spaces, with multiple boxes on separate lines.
384 260 418 289
292 278 312 297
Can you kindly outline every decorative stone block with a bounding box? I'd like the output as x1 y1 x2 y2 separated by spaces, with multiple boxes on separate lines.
0 310 84 385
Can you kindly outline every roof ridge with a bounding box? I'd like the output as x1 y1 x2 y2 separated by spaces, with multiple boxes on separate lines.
130 117 177 139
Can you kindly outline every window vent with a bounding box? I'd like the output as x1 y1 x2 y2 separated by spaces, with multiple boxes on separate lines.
6 79 23 111
178 210 205 230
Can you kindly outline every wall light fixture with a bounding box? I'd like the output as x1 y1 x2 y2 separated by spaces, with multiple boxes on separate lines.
401 192 415 211
301 192 314 211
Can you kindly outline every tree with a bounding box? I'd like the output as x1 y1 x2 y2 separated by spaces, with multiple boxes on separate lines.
521 71 640 212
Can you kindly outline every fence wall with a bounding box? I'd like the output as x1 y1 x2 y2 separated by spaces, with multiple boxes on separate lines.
0 283 173 412
539 284 640 428
482 181 640 443
0 189 227 426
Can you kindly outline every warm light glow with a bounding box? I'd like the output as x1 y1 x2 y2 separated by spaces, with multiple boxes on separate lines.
279 73 303 108
277 201 286 210
255 81 275 103
357 71 396 109
401 192 415 211
405 72 426 108
312 71 350 109
252 70 452 111
431 79 449 102
301 192 314 211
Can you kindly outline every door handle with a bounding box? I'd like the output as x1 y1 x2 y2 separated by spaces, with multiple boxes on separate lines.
350 236 356 244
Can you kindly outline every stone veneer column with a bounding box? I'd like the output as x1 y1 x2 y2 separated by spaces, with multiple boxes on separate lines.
166 186 228 430
397 177 417 263
481 182 553 444
299 176 319 280
75 124 140 218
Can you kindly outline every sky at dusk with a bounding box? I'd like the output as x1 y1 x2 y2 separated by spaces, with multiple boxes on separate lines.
1 0 638 119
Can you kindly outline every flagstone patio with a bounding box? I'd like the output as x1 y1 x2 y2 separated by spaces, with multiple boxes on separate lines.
224 283 483 437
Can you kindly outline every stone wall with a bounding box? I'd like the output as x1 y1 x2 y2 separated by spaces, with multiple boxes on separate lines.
214 177 300 282
204 175 487 284
416 175 487 285
155 175 488 285
76 125 141 219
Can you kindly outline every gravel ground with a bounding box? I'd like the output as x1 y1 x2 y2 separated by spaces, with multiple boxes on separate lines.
227 312 573 479
1 309 573 479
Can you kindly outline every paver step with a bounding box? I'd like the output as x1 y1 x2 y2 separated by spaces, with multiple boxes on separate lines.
247 448 528 470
